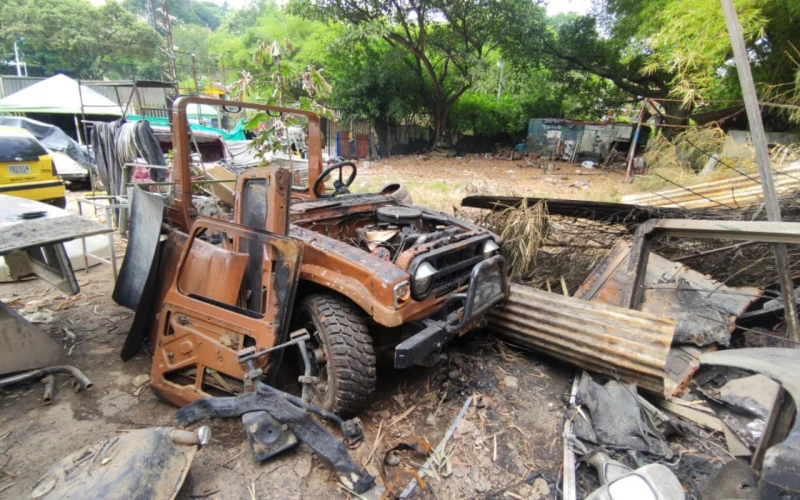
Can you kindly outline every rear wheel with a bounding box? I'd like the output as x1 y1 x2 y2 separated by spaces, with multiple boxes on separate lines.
292 292 376 418
47 197 67 209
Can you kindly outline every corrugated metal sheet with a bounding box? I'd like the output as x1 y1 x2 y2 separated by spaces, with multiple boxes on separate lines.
0 76 169 112
0 76 45 98
488 284 676 396
622 162 800 209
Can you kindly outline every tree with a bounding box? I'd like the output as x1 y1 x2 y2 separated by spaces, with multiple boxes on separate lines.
616 0 800 124
533 0 800 130
0 0 159 79
122 0 226 30
209 1 334 76
290 0 547 143
325 39 424 156
233 39 332 158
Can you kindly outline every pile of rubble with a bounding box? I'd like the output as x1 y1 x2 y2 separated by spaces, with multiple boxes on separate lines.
465 193 800 499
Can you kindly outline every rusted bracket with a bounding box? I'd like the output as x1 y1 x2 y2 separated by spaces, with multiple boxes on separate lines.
176 381 373 493
623 220 800 320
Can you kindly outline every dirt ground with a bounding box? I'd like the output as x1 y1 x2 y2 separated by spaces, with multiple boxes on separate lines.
0 177 579 500
1 157 737 499
353 154 635 213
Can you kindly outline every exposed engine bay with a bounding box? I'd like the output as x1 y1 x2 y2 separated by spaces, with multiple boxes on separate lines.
357 206 465 263
293 203 471 265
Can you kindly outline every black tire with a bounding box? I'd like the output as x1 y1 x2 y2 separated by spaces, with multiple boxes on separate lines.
48 196 67 209
292 292 376 417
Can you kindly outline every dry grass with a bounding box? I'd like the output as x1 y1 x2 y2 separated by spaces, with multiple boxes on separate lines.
472 201 626 293
633 126 800 193
476 200 549 282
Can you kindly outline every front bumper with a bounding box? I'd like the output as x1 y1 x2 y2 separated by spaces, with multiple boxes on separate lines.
0 180 65 201
394 255 507 368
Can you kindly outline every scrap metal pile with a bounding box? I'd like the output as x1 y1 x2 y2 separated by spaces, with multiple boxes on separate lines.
464 192 800 499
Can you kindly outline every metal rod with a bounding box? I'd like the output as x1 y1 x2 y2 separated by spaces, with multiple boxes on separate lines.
721 0 800 342
77 200 90 275
135 179 233 187
673 241 760 261
76 79 89 146
399 396 473 498
105 206 118 280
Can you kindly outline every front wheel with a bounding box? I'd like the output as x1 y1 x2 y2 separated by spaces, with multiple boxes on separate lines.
292 292 376 418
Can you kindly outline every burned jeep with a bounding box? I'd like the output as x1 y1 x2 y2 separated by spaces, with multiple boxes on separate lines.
118 97 508 417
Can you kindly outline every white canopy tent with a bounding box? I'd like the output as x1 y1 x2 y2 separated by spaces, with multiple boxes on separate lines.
0 74 123 116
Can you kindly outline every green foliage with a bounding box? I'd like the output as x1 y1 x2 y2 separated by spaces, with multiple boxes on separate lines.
233 39 332 159
0 0 159 79
209 1 334 70
449 65 568 137
325 39 422 123
122 0 226 30
605 0 800 121
289 0 549 140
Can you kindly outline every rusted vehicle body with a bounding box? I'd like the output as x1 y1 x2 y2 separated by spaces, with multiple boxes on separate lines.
121 97 508 417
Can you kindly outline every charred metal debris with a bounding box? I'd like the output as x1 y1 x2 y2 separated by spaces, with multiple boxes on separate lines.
468 192 800 499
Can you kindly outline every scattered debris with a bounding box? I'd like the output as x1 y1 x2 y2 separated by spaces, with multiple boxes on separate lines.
701 348 800 498
583 449 685 500
699 459 759 500
30 426 210 500
572 372 670 456
576 240 761 347
380 436 432 497
176 380 375 494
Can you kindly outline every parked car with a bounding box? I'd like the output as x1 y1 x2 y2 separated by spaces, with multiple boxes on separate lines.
0 126 66 208
0 116 91 187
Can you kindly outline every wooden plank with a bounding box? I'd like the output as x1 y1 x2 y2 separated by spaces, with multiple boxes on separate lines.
205 164 237 205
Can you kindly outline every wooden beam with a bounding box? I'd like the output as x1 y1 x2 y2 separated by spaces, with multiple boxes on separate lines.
720 0 800 342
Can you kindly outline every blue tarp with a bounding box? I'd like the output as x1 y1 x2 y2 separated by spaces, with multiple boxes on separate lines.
126 114 246 141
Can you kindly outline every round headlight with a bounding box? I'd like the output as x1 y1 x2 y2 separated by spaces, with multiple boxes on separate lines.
482 240 500 259
412 261 437 297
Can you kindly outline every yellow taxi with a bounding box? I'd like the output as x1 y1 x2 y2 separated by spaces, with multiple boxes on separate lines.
0 126 66 208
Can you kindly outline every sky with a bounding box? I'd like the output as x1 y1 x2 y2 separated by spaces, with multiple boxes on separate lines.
89 0 592 17
543 0 592 16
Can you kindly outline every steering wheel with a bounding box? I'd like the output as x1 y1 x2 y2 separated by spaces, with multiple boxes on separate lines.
313 161 357 198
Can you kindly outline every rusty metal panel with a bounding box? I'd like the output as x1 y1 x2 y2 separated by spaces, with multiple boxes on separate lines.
575 240 761 346
487 283 676 396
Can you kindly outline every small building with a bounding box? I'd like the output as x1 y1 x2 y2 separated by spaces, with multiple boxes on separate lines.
526 118 643 161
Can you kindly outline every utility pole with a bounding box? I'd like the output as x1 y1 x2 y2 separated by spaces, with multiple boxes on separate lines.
191 53 200 96
721 0 800 342
148 0 178 95
13 39 23 77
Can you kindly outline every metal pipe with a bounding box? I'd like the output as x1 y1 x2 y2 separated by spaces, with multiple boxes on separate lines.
297 337 313 403
42 375 54 405
0 366 93 392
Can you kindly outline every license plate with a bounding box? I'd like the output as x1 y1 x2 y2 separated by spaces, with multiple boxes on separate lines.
8 164 30 175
